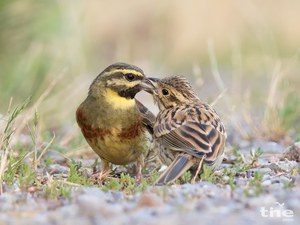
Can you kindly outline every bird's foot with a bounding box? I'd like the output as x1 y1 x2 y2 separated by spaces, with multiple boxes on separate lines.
90 170 110 184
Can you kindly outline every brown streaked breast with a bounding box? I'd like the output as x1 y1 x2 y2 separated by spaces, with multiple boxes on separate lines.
118 118 143 140
76 106 143 140
76 107 111 140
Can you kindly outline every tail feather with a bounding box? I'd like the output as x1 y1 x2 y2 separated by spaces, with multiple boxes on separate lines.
155 154 194 185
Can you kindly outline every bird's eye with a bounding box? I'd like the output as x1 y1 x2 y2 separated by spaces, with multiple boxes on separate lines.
125 73 135 81
162 89 169 96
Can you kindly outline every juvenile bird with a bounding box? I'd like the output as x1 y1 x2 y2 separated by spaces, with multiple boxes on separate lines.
141 76 226 185
76 63 156 180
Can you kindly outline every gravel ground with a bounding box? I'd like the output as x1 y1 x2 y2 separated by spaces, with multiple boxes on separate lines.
0 142 299 225
0 180 299 225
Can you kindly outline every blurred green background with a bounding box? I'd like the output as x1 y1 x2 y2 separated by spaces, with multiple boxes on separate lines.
1 0 300 139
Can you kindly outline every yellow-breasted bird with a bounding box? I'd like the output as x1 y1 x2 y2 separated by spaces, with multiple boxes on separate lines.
76 63 156 180
141 76 226 185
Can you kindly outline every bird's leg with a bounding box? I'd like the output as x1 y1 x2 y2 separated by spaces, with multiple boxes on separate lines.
192 154 206 184
135 163 142 183
135 155 144 183
91 159 111 184
101 159 111 174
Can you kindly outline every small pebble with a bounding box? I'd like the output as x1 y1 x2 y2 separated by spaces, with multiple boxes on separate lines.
47 164 70 174
262 180 271 186
137 193 164 208
283 142 300 162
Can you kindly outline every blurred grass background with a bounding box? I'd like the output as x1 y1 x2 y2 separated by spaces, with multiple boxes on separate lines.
1 0 300 141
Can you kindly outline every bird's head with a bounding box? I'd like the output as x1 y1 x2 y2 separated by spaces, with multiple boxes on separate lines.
89 62 145 99
141 76 199 110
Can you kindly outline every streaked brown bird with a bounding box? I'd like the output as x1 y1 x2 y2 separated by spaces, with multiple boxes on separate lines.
141 76 226 185
76 63 156 180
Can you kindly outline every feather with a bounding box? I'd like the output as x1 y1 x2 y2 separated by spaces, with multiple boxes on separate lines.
155 154 195 185
136 99 156 134
154 105 225 159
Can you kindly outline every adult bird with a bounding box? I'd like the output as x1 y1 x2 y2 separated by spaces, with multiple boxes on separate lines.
76 63 156 180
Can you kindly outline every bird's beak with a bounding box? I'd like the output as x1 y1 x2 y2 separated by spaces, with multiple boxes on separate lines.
140 77 159 95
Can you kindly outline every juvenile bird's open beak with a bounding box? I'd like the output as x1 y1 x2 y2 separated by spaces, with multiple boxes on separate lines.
140 77 159 95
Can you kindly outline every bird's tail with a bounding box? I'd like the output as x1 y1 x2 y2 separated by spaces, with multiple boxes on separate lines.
155 154 194 185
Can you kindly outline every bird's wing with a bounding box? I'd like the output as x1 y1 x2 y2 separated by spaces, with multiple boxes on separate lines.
154 104 226 161
155 153 194 185
135 99 156 134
